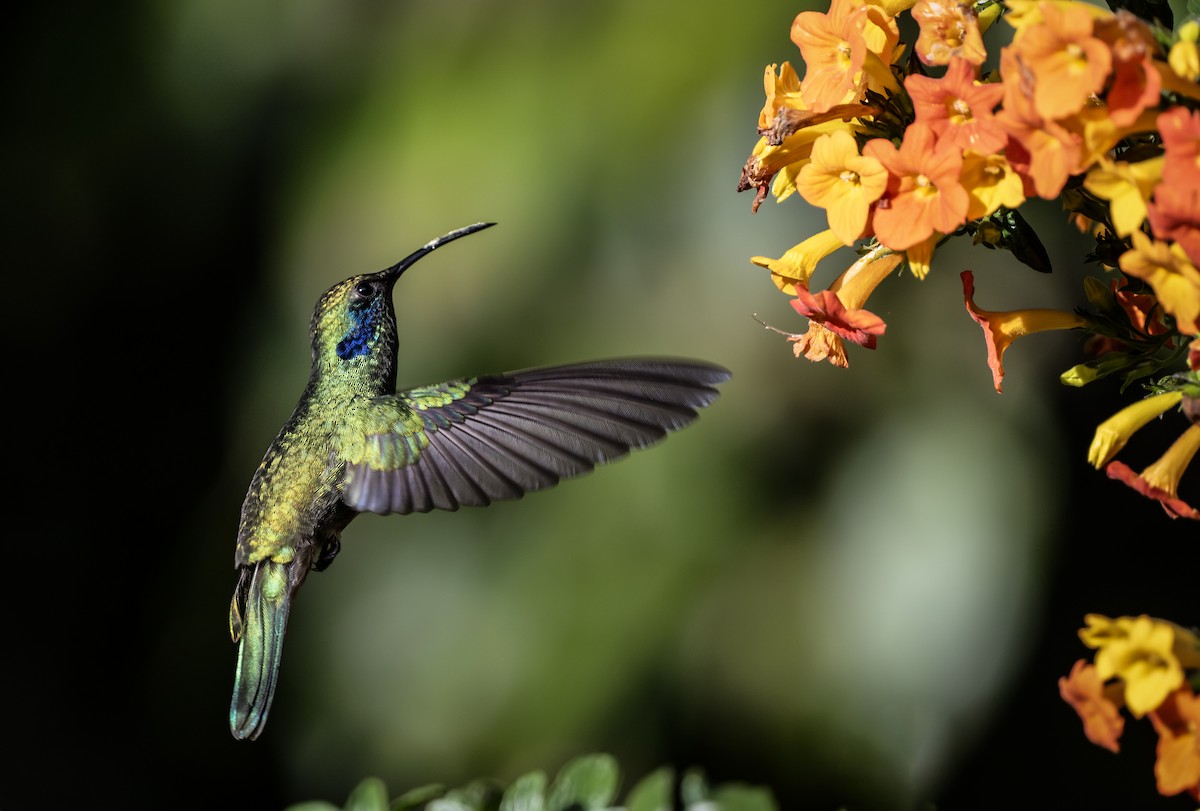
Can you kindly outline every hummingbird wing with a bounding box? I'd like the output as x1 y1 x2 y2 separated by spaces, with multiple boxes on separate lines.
339 358 729 515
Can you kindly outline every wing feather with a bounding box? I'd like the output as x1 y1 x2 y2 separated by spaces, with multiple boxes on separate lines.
340 358 729 515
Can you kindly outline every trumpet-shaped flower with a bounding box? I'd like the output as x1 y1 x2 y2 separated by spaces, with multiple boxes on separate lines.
796 130 889 245
1149 686 1200 801
1118 231 1200 335
864 124 969 251
910 0 987 66
904 234 938 280
1082 156 1164 237
791 288 887 349
757 62 807 133
1059 659 1126 753
739 118 851 212
751 229 847 295
906 56 1006 153
961 270 1088 392
1106 425 1200 520
792 250 903 348
1088 615 1187 717
1009 0 1112 122
1087 391 1184 468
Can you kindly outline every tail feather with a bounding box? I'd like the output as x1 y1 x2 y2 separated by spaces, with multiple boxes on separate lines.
229 559 295 741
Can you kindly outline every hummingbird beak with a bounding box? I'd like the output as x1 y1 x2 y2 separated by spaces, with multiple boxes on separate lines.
384 222 497 282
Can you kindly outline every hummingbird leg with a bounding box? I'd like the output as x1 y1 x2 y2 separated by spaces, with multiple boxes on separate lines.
312 536 341 572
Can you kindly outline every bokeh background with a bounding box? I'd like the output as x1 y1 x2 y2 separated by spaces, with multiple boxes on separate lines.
7 2 1197 809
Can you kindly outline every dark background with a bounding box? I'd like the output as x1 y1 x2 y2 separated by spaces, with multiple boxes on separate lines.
5 2 1197 809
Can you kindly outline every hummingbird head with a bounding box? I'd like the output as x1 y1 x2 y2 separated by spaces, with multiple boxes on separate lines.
308 222 495 384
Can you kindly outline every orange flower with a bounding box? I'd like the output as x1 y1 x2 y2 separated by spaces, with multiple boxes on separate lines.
1158 105 1200 185
995 48 1082 199
905 56 1007 153
1149 685 1200 801
1105 425 1200 520
911 0 987 66
796 129 889 245
961 270 1088 392
791 0 899 112
1093 10 1163 128
1059 659 1125 753
863 124 969 251
1146 184 1200 267
791 0 869 112
1009 0 1112 122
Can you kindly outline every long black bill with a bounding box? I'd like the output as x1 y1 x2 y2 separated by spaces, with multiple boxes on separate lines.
384 222 496 281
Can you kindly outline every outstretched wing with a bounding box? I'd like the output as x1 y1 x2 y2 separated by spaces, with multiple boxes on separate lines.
339 358 730 515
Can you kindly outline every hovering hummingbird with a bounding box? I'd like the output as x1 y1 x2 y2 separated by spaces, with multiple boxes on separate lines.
229 222 729 740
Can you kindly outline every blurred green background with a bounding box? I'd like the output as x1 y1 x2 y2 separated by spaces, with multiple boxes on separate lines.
7 2 1197 809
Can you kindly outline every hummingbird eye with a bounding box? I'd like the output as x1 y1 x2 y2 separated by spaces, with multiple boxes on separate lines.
354 281 377 298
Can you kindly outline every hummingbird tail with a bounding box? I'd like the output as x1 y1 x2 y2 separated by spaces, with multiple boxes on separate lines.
229 559 295 741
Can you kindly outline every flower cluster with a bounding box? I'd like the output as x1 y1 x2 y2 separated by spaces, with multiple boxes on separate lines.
737 0 1200 518
1060 614 1200 801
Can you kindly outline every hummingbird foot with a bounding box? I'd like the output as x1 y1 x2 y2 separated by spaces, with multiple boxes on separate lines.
312 537 341 572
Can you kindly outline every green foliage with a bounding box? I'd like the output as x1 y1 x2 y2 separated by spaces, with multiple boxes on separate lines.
285 754 779 811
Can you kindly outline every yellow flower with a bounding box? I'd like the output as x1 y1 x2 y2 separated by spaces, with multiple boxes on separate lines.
1087 391 1184 468
797 130 889 245
1118 231 1200 335
1082 156 1164 237
1169 20 1200 82
751 229 846 295
1087 615 1185 718
905 234 938 280
758 62 807 132
961 151 1026 220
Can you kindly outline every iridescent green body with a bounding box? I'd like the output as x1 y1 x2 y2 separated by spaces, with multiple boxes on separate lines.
228 223 729 740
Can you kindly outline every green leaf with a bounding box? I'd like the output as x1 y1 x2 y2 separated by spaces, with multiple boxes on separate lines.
625 768 674 811
500 771 548 811
440 780 503 811
708 784 778 811
426 802 474 811
345 778 391 811
1000 208 1052 274
392 784 447 811
679 769 710 808
546 754 620 810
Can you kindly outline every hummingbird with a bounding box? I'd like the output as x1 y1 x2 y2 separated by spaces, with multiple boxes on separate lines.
229 222 729 740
